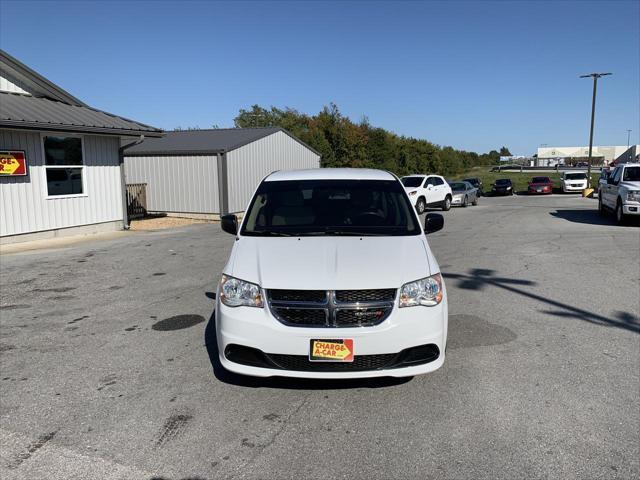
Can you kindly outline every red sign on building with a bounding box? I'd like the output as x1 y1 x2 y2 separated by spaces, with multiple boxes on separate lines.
0 150 27 176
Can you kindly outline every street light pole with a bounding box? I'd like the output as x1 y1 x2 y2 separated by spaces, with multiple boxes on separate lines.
627 129 632 147
580 72 611 187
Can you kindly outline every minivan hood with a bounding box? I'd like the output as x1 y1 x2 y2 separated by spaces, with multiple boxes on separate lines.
226 236 435 290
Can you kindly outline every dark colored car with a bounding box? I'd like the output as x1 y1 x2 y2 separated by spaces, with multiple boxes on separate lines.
528 176 553 195
491 178 514 196
462 177 483 196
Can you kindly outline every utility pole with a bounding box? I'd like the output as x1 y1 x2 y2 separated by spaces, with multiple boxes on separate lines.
627 129 632 147
580 72 611 188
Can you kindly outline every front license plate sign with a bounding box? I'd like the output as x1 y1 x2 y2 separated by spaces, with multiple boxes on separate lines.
309 339 354 362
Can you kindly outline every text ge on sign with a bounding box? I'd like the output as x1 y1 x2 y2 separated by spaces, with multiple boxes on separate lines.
0 151 27 176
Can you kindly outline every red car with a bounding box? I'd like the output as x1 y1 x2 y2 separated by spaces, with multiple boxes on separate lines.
528 176 553 195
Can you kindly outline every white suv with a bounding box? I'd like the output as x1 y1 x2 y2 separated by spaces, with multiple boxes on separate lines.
599 163 640 224
400 175 453 213
216 168 448 379
560 171 588 193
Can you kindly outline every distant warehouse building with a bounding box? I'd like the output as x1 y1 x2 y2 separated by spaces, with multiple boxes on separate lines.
0 50 162 244
124 128 320 217
536 145 631 166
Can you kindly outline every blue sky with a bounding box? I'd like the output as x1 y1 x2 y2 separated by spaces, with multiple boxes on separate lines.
1 0 638 155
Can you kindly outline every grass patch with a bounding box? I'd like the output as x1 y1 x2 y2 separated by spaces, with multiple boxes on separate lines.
452 166 595 194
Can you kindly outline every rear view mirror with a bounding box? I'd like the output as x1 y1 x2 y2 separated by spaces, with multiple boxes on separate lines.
221 214 238 235
424 213 444 234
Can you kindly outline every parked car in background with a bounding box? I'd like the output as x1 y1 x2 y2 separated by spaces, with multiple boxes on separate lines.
491 178 514 196
527 176 553 195
449 181 479 207
462 177 483 196
575 162 589 168
599 163 640 224
560 171 588 193
401 174 453 213
216 168 448 379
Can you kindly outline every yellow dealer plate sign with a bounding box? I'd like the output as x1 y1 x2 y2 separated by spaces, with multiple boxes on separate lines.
0 150 27 176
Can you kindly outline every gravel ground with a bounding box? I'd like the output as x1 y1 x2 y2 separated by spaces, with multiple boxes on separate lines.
0 194 638 480
129 216 211 231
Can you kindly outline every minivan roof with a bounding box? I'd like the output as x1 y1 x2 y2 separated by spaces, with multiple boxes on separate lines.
265 168 396 182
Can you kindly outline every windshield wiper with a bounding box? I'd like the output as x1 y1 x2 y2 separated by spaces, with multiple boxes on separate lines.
248 230 296 237
297 230 388 236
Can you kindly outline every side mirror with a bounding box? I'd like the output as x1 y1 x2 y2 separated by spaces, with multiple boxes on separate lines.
426 184 433 190
221 214 238 235
424 213 444 234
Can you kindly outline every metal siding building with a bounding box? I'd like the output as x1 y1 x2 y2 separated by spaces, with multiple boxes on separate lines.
0 50 162 243
125 154 220 215
125 128 320 216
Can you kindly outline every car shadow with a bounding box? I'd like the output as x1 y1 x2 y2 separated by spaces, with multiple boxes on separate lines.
549 209 618 226
203 307 412 390
444 268 639 334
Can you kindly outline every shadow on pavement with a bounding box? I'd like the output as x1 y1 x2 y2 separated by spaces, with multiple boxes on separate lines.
203 308 412 389
549 209 618 226
444 268 639 334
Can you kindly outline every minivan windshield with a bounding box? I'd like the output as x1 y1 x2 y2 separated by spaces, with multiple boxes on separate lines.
400 176 424 188
241 179 421 236
565 172 587 180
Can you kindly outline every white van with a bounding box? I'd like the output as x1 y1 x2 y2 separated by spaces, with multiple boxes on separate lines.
215 168 448 379
560 171 588 193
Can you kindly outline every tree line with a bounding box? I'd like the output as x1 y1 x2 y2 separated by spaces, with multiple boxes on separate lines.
233 103 511 176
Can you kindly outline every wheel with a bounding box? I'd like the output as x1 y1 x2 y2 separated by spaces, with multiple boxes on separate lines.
472 196 478 206
416 198 426 215
615 200 626 225
462 196 468 207
598 196 606 216
442 196 451 211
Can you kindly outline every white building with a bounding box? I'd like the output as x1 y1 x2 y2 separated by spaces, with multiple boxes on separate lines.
536 145 631 166
0 50 162 244
124 128 321 217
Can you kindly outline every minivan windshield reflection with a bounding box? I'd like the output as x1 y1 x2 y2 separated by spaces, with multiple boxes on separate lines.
241 180 421 236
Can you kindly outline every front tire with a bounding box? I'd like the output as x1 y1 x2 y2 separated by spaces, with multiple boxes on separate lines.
598 196 606 216
472 196 478 206
442 196 451 211
615 200 626 225
416 197 426 215
462 196 468 207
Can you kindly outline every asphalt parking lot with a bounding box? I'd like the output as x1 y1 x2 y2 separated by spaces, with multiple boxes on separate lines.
1 194 638 480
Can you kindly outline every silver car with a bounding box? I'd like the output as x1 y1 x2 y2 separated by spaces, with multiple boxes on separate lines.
448 181 479 207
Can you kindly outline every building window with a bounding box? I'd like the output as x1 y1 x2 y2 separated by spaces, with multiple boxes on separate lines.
43 136 84 196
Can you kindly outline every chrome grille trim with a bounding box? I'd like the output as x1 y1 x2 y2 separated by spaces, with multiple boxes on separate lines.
266 289 396 328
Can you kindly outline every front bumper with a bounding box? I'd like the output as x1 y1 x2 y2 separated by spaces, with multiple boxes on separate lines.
562 183 587 192
215 290 448 379
623 203 640 215
528 187 552 194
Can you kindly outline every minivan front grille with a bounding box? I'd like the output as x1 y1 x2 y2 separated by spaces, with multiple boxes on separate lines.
266 289 396 328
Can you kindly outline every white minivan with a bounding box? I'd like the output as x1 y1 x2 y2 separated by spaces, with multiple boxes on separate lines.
216 168 448 379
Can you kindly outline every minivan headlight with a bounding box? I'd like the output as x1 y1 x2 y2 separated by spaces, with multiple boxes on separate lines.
399 273 443 307
220 275 263 308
